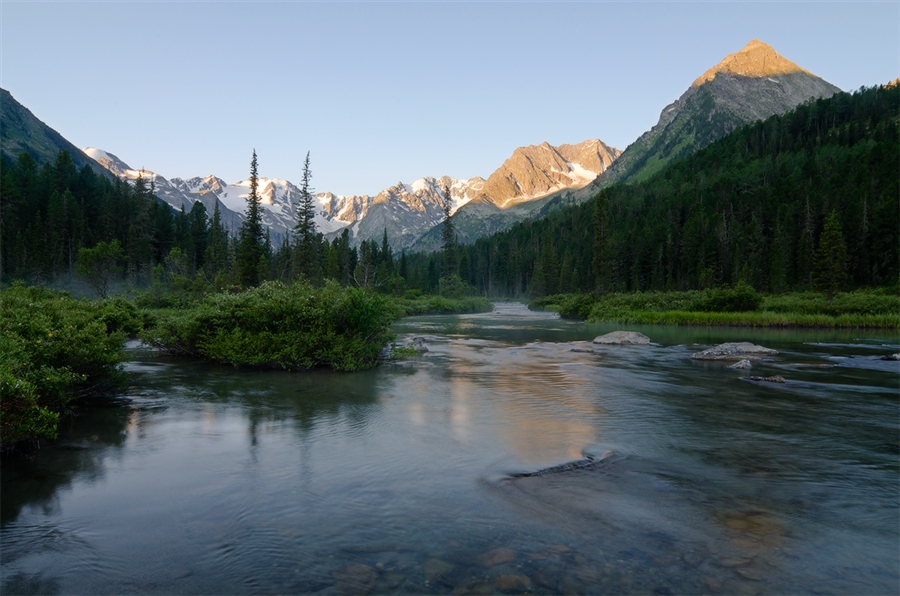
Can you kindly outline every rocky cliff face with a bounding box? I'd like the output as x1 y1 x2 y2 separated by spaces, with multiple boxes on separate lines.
591 40 842 190
475 139 620 208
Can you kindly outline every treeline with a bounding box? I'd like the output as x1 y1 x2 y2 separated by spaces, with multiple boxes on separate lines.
0 151 210 286
0 147 466 299
431 84 898 296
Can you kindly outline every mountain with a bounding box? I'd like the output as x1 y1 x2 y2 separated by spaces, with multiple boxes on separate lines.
409 139 620 250
84 138 613 251
83 147 486 247
558 40 842 203
1 88 112 178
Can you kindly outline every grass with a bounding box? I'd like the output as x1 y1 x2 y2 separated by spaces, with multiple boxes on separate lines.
530 288 900 329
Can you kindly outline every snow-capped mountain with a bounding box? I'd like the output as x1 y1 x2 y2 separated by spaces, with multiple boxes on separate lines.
84 147 245 236
83 137 617 250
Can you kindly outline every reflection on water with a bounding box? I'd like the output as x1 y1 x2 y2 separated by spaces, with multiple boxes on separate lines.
2 303 898 594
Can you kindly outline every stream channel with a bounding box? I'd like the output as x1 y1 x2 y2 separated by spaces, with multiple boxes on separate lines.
2 302 898 594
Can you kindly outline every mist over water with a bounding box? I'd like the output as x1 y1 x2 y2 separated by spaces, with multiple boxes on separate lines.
2 303 898 594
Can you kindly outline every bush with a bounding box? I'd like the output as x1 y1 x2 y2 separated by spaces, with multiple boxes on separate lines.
0 284 127 448
143 281 398 371
394 294 493 316
691 282 762 312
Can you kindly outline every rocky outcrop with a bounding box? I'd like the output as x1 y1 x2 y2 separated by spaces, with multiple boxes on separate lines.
592 331 651 345
691 342 777 361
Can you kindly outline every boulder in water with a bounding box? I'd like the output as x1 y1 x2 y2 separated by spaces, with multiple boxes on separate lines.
691 342 777 361
728 359 753 370
592 331 651 345
748 375 786 383
880 353 900 361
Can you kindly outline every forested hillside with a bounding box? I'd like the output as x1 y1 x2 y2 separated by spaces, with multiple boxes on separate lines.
0 151 211 285
430 84 898 296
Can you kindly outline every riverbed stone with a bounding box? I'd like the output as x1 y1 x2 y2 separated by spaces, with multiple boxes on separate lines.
593 331 651 345
495 574 531 591
691 342 778 361
881 353 900 361
422 558 454 582
452 580 494 595
748 375 786 383
728 359 753 370
334 564 378 595
475 547 516 568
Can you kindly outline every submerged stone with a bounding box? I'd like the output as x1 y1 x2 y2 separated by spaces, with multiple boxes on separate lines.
494 574 531 591
593 331 651 345
728 359 753 370
691 342 777 361
748 375 786 383
334 564 378 595
475 547 516 568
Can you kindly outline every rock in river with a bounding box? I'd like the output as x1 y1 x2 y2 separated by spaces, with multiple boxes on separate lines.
748 375 786 383
728 359 753 370
691 342 777 361
593 331 651 345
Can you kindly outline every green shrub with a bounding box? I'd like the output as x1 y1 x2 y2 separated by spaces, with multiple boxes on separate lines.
558 294 601 320
0 284 127 448
143 281 398 371
692 282 762 312
395 294 493 316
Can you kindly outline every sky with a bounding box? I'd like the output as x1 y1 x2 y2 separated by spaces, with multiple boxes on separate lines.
2 1 897 197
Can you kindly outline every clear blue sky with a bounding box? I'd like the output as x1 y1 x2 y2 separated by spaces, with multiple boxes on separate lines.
2 1 897 196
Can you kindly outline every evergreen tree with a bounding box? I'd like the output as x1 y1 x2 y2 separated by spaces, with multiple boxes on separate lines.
814 209 848 301
188 201 209 271
204 200 229 278
292 151 320 282
440 182 456 279
236 150 265 287
591 189 609 293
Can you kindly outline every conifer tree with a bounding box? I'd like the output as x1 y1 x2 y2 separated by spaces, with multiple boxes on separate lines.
591 189 609 294
292 152 320 282
814 209 848 301
204 200 228 278
236 150 265 287
440 182 457 280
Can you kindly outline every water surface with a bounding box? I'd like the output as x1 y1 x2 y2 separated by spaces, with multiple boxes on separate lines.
2 303 898 594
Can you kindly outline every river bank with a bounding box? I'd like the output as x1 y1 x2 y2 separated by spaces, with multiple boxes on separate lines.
530 288 900 329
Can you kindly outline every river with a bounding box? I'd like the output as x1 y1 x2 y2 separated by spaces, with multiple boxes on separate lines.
2 303 898 594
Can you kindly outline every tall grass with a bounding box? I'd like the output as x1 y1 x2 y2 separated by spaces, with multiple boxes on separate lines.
531 288 899 329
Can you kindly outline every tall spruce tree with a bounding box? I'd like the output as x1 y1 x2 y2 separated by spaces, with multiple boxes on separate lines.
814 209 848 301
236 150 265 287
591 189 609 294
292 151 320 282
440 182 456 280
204 200 228 279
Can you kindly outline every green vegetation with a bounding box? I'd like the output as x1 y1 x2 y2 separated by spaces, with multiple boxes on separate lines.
429 85 898 297
530 287 900 328
0 284 128 448
142 281 397 371
393 292 493 316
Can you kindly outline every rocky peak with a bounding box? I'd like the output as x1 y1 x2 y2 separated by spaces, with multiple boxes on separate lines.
477 139 620 208
692 39 812 87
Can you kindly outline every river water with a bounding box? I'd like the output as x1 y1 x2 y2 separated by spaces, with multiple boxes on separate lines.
2 303 898 595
